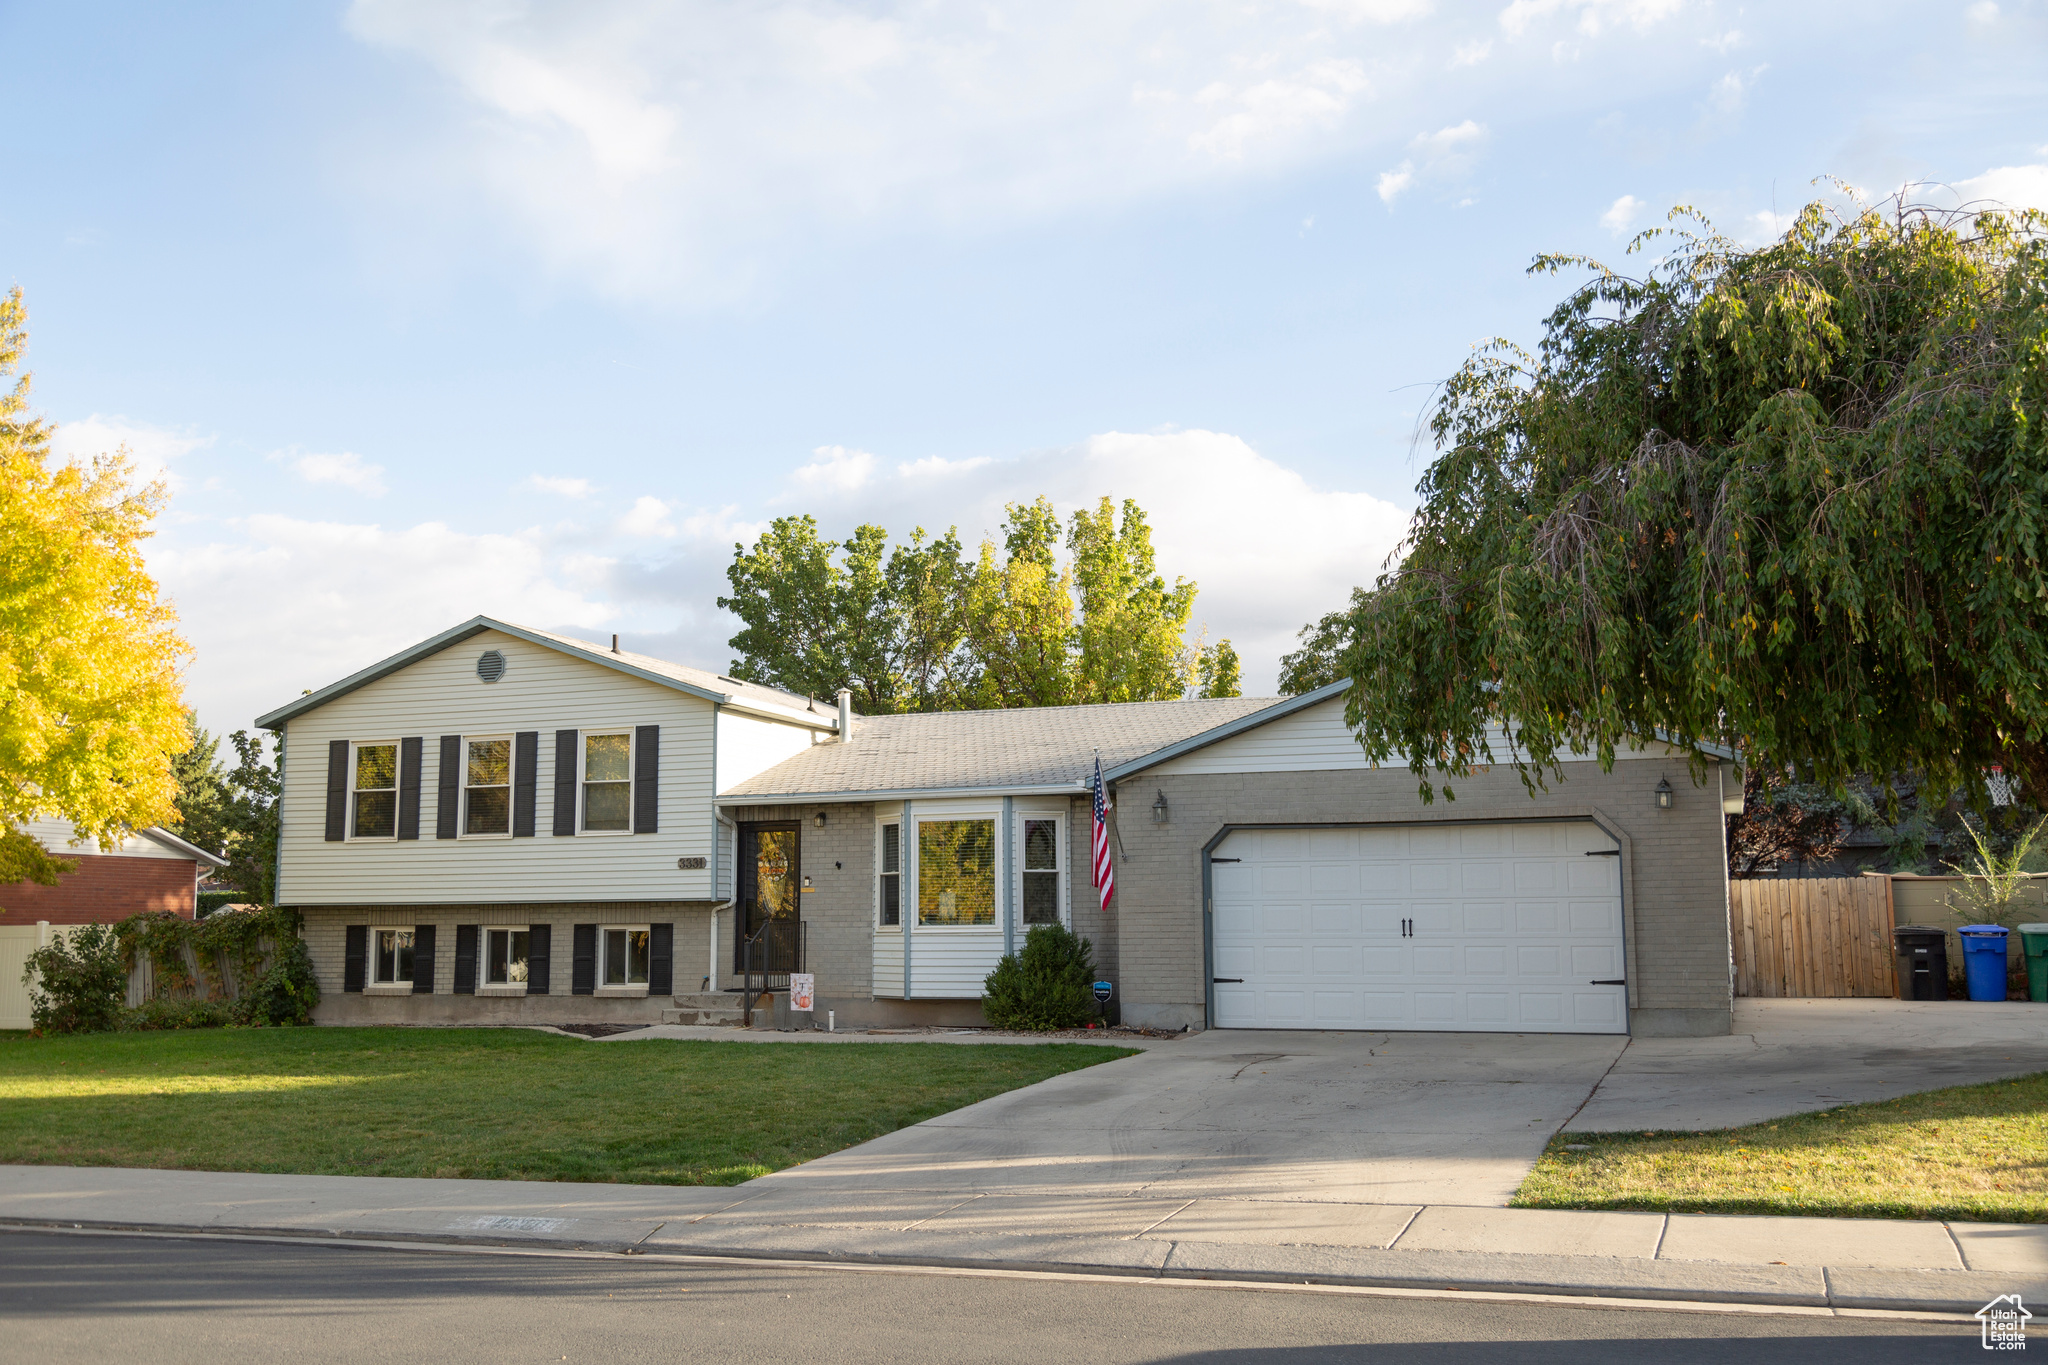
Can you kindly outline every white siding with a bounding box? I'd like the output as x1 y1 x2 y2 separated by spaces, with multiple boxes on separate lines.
19 818 190 861
910 927 1003 998
717 711 821 793
1149 698 1691 776
277 630 723 906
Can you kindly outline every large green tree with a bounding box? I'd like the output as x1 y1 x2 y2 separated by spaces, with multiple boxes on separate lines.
719 494 1214 711
1340 198 2048 803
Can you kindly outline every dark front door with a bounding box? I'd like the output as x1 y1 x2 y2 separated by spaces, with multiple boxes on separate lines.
736 823 801 975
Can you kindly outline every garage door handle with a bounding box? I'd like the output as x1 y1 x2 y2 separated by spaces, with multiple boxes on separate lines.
1590 978 1626 985
1585 850 1620 857
1210 857 1241 863
1212 977 1244 984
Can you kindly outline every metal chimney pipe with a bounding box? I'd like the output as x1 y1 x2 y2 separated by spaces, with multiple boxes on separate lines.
611 634 620 653
836 688 853 743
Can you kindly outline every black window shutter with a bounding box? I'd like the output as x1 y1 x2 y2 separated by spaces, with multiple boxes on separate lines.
571 923 597 995
453 924 478 994
513 731 539 837
412 924 437 994
325 741 349 841
397 737 424 840
344 924 367 992
648 922 673 995
527 924 552 995
633 725 659 833
552 730 578 836
436 735 460 839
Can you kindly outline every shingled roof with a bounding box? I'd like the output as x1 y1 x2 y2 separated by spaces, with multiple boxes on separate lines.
722 695 1279 801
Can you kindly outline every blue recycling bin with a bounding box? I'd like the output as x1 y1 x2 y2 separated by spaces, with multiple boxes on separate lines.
1958 925 2012 1002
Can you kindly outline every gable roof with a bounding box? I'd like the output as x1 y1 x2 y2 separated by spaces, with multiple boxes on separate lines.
140 826 231 867
722 695 1277 802
254 615 835 732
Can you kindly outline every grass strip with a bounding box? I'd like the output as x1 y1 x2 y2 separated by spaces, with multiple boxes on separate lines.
1514 1069 2048 1223
0 1028 1134 1186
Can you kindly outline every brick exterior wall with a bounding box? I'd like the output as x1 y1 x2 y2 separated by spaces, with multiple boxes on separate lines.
1069 792 1120 1022
1110 758 1734 1037
1 854 199 926
302 901 715 1025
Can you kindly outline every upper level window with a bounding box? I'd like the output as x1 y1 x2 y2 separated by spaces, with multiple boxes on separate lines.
352 743 398 839
918 819 995 927
602 926 650 986
584 732 631 832
1023 818 1061 925
465 737 512 836
878 822 901 927
373 927 415 984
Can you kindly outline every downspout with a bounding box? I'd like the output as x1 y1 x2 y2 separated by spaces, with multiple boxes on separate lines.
1002 795 1015 958
902 798 914 1000
709 705 733 992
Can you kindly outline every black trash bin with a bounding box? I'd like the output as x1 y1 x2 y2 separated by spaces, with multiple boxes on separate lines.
1893 926 1950 1001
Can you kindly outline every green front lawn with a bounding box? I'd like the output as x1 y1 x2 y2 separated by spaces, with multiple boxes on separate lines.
0 1029 1134 1186
1514 1071 2048 1223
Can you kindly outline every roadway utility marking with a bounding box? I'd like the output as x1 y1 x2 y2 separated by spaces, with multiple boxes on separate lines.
1 1223 1972 1326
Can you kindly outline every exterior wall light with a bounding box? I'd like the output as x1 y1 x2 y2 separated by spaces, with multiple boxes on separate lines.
813 811 827 828
1151 790 1170 824
1654 777 1674 810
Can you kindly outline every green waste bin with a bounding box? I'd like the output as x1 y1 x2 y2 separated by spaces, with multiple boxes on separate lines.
2021 923 2048 1004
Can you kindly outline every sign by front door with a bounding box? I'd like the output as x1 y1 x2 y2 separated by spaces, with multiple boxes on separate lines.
1093 980 1113 1004
790 973 815 1012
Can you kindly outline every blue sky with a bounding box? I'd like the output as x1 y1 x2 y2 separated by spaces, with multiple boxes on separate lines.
5 0 2043 735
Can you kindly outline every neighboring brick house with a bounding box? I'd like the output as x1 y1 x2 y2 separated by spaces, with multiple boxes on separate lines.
1 818 228 927
264 615 1738 1037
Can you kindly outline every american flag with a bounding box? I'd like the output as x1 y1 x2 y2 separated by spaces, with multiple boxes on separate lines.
1091 753 1115 913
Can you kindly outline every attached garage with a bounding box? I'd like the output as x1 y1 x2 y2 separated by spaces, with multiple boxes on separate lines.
1207 820 1627 1034
1104 680 1736 1039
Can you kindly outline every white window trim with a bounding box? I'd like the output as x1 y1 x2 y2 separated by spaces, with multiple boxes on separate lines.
876 818 903 934
479 924 533 993
579 728 636 837
368 924 417 988
596 922 652 994
1019 813 1069 931
911 811 1003 933
458 734 516 840
348 739 402 842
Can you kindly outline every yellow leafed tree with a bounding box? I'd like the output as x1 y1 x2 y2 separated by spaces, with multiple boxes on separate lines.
0 287 189 886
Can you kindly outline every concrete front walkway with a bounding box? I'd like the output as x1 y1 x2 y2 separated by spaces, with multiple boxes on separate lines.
3 1164 2042 1314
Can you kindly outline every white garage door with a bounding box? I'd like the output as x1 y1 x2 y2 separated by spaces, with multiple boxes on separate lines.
1210 821 1627 1034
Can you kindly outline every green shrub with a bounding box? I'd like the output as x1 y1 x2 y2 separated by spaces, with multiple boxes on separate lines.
22 924 128 1035
230 929 320 1026
123 997 234 1030
982 924 1099 1031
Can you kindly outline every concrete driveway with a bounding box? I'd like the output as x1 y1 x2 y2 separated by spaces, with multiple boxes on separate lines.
764 1027 1625 1208
757 999 2048 1209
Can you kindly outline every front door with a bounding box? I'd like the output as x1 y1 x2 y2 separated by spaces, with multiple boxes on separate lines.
736 823 800 974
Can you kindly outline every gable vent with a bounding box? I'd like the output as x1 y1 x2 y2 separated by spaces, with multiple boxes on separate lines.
476 649 508 683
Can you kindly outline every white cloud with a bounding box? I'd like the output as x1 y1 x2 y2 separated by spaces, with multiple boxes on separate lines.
1700 29 1742 53
1948 163 2048 213
280 450 388 497
1967 1 1999 24
1600 193 1643 235
525 474 592 498
1499 0 1685 40
1186 61 1371 161
1377 119 1486 204
618 495 677 538
1707 65 1765 117
1449 39 1492 66
152 516 616 733
48 414 212 493
1743 208 1794 244
1298 0 1435 20
792 445 878 494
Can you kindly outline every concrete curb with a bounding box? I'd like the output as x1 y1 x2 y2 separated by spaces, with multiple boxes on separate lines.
8 1212 2035 1314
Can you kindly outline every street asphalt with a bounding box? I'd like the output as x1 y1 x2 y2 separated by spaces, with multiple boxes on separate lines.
0 1228 1987 1364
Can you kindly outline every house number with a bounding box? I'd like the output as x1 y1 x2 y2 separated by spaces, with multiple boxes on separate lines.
676 856 707 870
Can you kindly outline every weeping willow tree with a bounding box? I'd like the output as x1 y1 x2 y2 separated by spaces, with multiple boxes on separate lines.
1344 194 2048 804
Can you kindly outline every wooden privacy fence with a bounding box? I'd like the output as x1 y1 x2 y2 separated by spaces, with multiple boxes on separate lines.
1729 876 1897 999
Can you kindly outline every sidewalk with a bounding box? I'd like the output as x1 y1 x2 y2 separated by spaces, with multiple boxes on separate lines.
4 1163 2042 1315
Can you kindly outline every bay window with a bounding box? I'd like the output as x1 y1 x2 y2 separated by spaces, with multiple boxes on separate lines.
878 822 901 927
917 819 995 926
1023 818 1062 925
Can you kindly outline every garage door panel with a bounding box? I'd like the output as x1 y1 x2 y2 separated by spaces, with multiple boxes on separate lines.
1210 820 1626 1035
